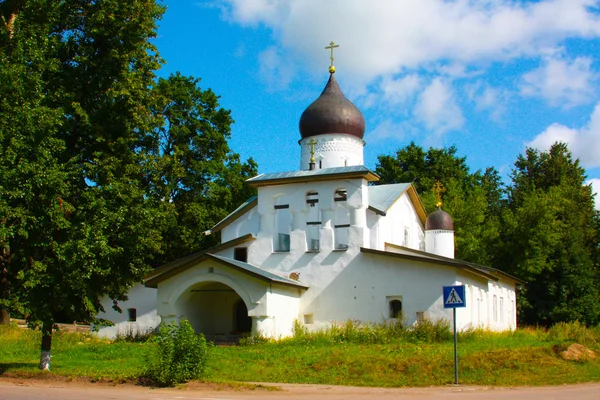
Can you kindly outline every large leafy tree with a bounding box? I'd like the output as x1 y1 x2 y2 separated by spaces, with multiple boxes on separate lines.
146 73 257 265
376 142 502 265
0 0 165 369
497 143 600 326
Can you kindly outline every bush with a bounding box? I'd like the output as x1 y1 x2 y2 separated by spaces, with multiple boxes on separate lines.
409 319 452 343
144 319 209 387
547 321 597 346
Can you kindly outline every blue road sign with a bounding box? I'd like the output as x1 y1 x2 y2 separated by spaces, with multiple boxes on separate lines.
443 285 466 308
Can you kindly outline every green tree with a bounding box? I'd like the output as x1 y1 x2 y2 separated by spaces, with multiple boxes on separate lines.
0 0 165 369
497 143 600 326
146 73 257 265
376 142 502 265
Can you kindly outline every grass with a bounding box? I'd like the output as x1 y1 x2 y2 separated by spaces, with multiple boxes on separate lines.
1 321 599 387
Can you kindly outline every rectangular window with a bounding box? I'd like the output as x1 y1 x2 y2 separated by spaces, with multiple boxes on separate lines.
306 223 320 251
277 233 291 252
416 311 425 323
274 204 291 252
334 224 349 250
234 247 248 262
303 314 314 324
403 227 410 247
493 295 498 322
127 308 137 322
500 297 504 322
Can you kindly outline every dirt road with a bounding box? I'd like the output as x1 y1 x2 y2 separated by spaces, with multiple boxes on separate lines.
1 380 599 400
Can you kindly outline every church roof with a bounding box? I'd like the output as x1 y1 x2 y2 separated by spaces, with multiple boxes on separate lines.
368 183 427 225
362 244 524 284
299 73 366 139
144 233 256 284
425 207 454 231
209 255 309 289
247 165 379 187
145 248 308 289
211 196 258 233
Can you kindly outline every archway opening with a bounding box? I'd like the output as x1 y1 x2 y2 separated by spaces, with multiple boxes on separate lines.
234 299 252 334
175 281 251 338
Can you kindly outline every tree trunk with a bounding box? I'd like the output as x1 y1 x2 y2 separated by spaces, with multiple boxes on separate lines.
39 323 52 370
0 308 9 325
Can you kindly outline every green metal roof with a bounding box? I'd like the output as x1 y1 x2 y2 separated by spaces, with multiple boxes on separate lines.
247 165 379 186
209 254 308 289
368 183 411 215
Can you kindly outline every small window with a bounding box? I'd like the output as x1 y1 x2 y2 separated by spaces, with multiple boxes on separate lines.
389 300 402 319
303 314 314 324
416 311 425 323
127 308 137 322
306 191 319 207
334 189 347 202
493 295 498 322
403 227 410 247
234 247 248 262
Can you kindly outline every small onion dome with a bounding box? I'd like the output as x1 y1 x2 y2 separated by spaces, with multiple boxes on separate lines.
425 207 454 231
299 73 365 139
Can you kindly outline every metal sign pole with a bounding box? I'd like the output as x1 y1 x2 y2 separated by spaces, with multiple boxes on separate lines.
453 307 458 385
443 285 465 386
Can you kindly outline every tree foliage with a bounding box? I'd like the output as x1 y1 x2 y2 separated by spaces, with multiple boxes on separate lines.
376 142 502 265
145 73 257 265
497 143 600 326
377 141 600 326
0 0 255 369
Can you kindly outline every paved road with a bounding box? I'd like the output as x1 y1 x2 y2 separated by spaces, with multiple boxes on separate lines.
1 381 599 400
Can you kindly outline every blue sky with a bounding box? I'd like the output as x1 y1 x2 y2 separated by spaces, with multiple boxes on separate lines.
153 0 600 208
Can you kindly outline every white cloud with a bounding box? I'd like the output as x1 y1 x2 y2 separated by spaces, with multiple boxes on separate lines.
257 46 294 90
380 74 422 106
414 78 464 135
466 81 510 120
222 0 600 82
587 178 600 210
521 56 597 107
527 103 600 168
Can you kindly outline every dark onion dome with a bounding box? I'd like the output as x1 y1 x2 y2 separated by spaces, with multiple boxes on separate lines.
299 73 365 139
425 207 454 231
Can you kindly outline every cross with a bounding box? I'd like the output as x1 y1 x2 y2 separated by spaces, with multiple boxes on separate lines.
325 41 339 73
308 138 317 163
433 181 446 207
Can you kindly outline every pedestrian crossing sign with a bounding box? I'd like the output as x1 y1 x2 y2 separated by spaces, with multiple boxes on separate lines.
443 285 466 308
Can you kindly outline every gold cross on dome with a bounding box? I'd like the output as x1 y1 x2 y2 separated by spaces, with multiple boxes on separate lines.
433 181 446 208
308 138 317 163
325 41 339 73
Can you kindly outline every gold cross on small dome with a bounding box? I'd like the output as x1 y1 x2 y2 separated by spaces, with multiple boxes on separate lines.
433 181 446 207
325 41 339 73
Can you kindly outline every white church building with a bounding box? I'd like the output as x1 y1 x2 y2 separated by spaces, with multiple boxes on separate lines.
97 65 521 339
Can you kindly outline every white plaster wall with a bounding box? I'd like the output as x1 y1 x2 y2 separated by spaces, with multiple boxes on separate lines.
376 194 425 251
302 252 460 329
221 208 259 243
256 286 301 338
95 283 161 339
425 230 455 258
299 134 364 170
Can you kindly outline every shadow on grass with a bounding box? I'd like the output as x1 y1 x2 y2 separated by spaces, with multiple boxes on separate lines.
0 363 39 375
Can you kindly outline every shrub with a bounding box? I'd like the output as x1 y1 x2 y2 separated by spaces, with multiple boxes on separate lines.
547 321 597 346
144 319 209 387
409 318 452 343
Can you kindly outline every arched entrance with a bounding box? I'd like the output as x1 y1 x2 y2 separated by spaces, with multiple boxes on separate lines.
234 299 252 333
175 281 251 336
